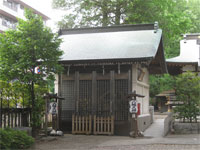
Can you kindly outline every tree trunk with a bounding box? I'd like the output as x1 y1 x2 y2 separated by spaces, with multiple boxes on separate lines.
102 0 108 26
115 3 121 25
31 81 36 137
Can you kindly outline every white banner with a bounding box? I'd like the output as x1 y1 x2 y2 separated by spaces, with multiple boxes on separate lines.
129 100 138 113
49 102 58 115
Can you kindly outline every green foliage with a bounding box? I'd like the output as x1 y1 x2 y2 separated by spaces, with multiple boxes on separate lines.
30 85 48 128
187 0 200 33
53 0 130 27
173 72 200 123
0 9 63 84
149 74 175 98
0 9 63 136
0 80 47 129
0 128 34 149
52 0 198 58
0 80 29 108
125 0 193 58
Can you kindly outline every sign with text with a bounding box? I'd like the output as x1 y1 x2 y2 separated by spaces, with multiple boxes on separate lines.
129 100 138 113
49 102 58 115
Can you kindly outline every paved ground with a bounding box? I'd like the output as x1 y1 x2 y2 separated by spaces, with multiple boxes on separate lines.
144 119 164 137
32 115 200 150
32 134 200 150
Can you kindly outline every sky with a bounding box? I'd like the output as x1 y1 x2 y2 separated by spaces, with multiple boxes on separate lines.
22 0 66 31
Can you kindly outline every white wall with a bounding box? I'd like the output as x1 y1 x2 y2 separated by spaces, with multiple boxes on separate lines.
182 65 196 72
132 64 150 115
180 40 199 66
54 74 59 94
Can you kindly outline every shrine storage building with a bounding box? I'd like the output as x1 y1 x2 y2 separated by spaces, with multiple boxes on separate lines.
55 24 167 135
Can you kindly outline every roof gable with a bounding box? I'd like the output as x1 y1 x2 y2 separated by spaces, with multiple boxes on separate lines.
59 24 167 74
60 29 162 61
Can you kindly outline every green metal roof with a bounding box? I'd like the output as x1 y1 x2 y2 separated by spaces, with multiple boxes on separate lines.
59 24 163 63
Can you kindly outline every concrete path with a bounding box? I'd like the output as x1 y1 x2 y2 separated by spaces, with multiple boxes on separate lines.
33 134 200 150
33 114 200 150
143 115 167 137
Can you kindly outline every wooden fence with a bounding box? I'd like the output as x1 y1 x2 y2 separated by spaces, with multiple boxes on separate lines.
93 115 114 135
0 108 31 128
72 114 114 135
72 115 92 134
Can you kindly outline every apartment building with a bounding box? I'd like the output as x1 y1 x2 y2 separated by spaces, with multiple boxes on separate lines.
0 0 49 32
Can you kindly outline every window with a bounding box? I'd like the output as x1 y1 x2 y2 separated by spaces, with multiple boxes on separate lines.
3 0 18 12
2 16 17 29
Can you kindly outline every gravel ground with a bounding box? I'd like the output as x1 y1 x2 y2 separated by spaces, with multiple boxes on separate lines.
32 114 199 150
92 144 200 150
32 134 200 150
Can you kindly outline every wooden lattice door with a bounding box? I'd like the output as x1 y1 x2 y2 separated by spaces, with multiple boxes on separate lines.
96 80 110 116
77 80 92 115
115 79 129 121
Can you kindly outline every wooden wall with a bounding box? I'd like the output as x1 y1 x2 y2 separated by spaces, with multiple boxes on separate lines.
55 64 150 135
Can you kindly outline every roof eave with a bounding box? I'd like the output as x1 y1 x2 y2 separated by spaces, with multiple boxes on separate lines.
167 61 198 66
59 57 153 66
59 23 156 35
149 37 168 74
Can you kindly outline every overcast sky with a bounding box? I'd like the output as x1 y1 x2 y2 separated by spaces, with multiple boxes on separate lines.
22 0 66 31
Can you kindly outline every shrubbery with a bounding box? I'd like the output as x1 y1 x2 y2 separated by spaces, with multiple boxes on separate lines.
173 72 200 123
0 128 34 149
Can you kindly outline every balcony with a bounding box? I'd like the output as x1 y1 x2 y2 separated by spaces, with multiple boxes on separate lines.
0 18 16 31
0 1 24 20
3 0 18 12
0 19 9 31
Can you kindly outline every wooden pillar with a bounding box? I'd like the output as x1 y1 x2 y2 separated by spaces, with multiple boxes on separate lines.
92 71 97 115
58 73 63 130
75 72 79 114
44 97 48 136
58 98 62 130
128 70 132 93
110 71 115 115
130 64 137 133
132 64 138 92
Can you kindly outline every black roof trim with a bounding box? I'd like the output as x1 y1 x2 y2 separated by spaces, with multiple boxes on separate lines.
59 57 153 65
167 61 198 66
59 23 156 35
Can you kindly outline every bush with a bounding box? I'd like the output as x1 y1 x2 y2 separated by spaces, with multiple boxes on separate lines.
0 128 34 149
173 72 200 122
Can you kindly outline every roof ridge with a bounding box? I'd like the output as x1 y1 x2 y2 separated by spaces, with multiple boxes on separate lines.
59 23 157 35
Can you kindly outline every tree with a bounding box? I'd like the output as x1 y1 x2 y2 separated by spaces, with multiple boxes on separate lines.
52 0 195 58
125 0 193 58
149 74 175 98
173 72 200 123
187 0 200 33
0 9 63 136
52 0 131 28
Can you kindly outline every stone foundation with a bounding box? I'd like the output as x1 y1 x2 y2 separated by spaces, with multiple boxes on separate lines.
173 122 200 134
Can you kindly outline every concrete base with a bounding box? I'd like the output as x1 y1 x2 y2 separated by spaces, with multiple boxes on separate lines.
173 122 200 134
13 127 32 136
138 114 152 132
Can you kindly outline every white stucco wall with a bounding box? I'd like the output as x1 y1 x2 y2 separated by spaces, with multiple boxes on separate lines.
182 65 196 72
54 74 59 94
132 64 150 115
